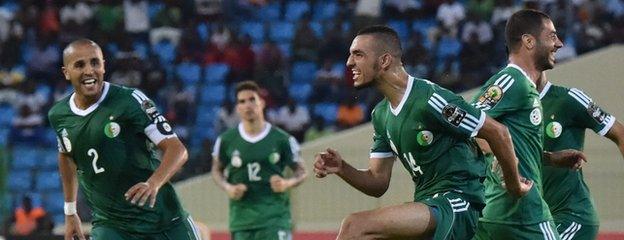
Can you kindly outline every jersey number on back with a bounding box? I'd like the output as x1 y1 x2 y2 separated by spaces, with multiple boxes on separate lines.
88 148 105 174
247 162 261 181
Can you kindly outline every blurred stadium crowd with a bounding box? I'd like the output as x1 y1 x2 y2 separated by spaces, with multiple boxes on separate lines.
0 0 623 236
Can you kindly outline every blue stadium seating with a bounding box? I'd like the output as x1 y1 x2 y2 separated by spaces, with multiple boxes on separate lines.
38 148 59 170
313 102 338 124
43 192 64 223
196 22 211 42
269 21 295 43
388 20 410 41
290 61 318 84
255 2 281 21
175 61 202 85
133 40 149 60
285 1 311 22
7 170 32 192
195 105 220 127
0 104 15 126
313 1 338 21
278 43 292 58
200 85 226 105
35 171 61 192
148 2 164 21
240 21 265 44
0 127 9 146
152 40 176 65
309 21 324 38
11 145 38 170
204 63 230 84
288 83 312 103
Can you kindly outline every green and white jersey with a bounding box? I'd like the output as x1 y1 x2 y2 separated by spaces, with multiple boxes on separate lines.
540 82 615 225
471 64 551 225
370 76 487 206
47 82 187 234
212 123 300 231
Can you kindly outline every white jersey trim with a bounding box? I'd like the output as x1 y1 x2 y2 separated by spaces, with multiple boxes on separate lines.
370 152 394 158
471 110 486 137
144 124 176 145
539 81 552 100
598 115 616 136
507 63 536 88
561 222 582 240
238 122 271 143
69 82 110 116
288 136 302 162
389 76 414 116
212 137 222 158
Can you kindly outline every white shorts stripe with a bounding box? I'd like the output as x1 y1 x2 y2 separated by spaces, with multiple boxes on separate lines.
187 216 202 240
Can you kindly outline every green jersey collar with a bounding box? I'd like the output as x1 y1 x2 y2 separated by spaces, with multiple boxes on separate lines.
539 81 552 100
238 122 272 143
507 63 536 88
69 81 110 116
389 76 415 116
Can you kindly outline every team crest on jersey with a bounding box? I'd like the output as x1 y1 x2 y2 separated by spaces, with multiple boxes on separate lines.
530 108 542 125
546 122 562 138
269 152 281 164
231 150 242 167
587 103 607 123
442 104 466 127
416 131 434 146
61 129 72 152
104 122 121 138
477 85 503 108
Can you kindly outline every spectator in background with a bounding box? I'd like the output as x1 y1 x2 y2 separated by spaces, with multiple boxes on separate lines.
150 0 183 48
273 98 311 142
336 95 364 130
436 0 465 36
461 12 493 45
27 35 60 86
94 0 124 42
304 117 334 142
311 59 343 103
292 18 319 62
256 40 286 103
384 0 421 19
58 0 93 44
319 21 348 62
123 0 150 41
39 1 60 36
435 58 461 91
466 0 494 21
3 196 53 237
216 100 239 134
211 22 231 51
460 32 489 89
165 80 195 141
195 0 223 21
9 104 44 144
223 36 255 81
490 0 518 27
14 81 47 115
403 31 430 79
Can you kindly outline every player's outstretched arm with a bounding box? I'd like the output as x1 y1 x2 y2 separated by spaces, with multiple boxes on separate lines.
125 137 188 208
270 161 307 193
605 121 624 160
543 149 587 170
58 153 86 240
211 156 247 200
477 117 533 197
314 148 394 198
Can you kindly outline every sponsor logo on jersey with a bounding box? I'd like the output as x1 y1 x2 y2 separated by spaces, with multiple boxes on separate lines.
530 108 542 125
61 128 72 152
141 99 159 121
269 152 281 164
546 122 562 138
587 103 608 123
231 150 242 168
477 85 503 108
442 104 466 127
416 131 433 146
104 122 121 138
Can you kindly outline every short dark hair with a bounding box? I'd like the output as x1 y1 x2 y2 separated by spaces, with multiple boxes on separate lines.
505 9 551 52
235 80 260 97
63 38 101 65
356 25 402 58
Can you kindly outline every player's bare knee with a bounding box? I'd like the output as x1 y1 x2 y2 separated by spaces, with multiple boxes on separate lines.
338 212 377 240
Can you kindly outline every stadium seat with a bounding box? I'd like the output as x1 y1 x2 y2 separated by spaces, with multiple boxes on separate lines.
313 102 338 124
204 63 230 84
388 20 409 41
290 61 318 84
39 148 59 170
195 105 220 127
11 145 38 170
309 21 323 38
278 43 292 58
0 104 15 126
35 171 61 192
133 40 149 60
436 36 462 61
255 2 281 21
240 21 265 44
200 85 226 105
313 1 338 21
36 85 51 99
196 22 210 42
7 170 32 192
43 192 64 218
285 1 311 22
148 2 164 21
152 40 176 65
175 61 202 85
0 127 9 146
269 21 295 43
288 83 312 103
